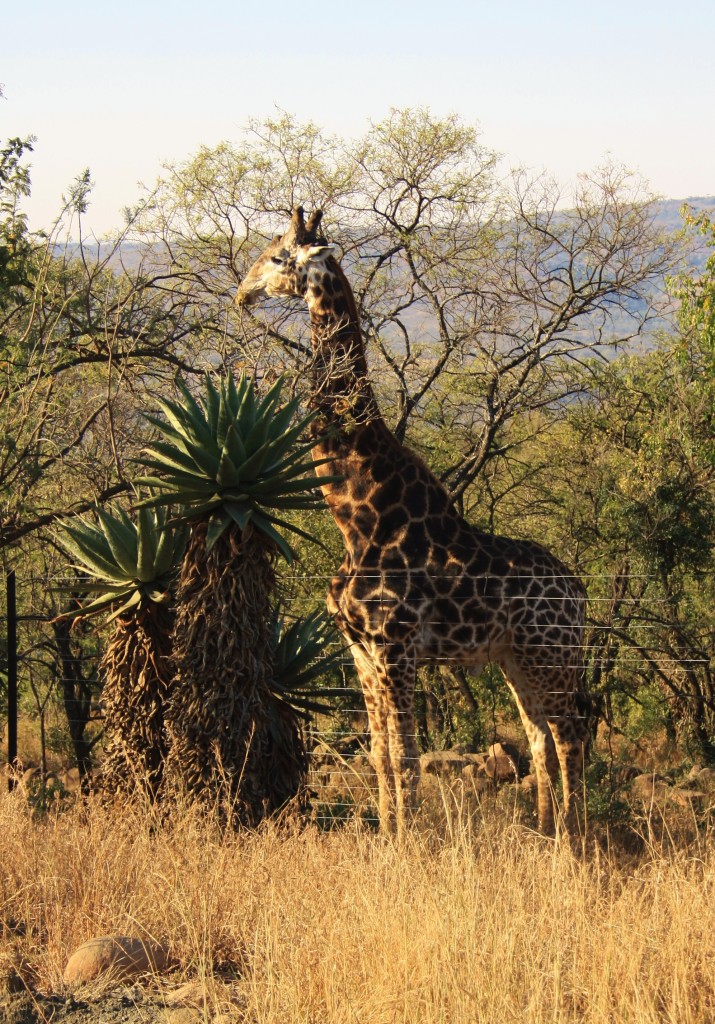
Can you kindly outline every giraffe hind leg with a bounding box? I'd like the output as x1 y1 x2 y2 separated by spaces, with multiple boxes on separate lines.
504 670 560 836
548 709 587 836
521 712 560 837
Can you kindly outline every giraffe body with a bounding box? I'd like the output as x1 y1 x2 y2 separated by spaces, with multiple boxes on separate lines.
236 208 589 836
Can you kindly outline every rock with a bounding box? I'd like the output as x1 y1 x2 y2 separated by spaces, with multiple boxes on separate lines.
310 738 362 765
461 765 493 792
350 753 373 774
520 774 539 794
675 774 705 791
487 741 521 761
668 788 707 808
630 773 706 809
462 752 489 769
630 773 669 803
164 1009 202 1024
484 754 517 783
697 767 715 792
63 936 170 987
420 750 470 775
309 741 337 766
62 768 82 792
163 981 207 1008
486 742 528 780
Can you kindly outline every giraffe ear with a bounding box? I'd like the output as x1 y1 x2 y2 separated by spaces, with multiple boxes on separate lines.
296 244 335 265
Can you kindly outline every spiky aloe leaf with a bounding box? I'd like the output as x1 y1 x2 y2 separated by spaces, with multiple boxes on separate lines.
135 370 342 562
269 610 345 717
96 508 139 578
58 521 132 583
205 510 232 552
55 503 187 622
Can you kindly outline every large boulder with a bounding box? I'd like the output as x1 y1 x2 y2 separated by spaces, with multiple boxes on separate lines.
630 772 670 803
483 743 523 783
461 765 493 793
63 936 170 987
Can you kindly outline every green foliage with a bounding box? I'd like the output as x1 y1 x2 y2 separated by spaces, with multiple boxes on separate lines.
583 754 635 829
616 480 715 578
0 136 35 310
137 371 339 562
669 208 715 468
55 503 187 621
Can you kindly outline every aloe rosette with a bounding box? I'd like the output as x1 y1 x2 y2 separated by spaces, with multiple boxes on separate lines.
135 371 335 561
270 609 344 717
57 504 187 621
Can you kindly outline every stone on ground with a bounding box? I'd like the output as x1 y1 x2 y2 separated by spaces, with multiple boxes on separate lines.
63 936 170 987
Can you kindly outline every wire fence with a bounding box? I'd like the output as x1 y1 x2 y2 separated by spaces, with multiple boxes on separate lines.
2 567 714 808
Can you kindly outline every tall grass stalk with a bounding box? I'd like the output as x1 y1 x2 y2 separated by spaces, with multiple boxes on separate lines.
1 788 713 1023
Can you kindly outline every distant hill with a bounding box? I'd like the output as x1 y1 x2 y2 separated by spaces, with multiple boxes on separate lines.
58 196 715 281
654 196 715 232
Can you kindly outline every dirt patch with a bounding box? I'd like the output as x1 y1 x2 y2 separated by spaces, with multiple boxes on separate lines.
1 986 207 1023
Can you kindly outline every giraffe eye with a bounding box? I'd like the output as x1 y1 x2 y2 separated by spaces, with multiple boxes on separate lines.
271 256 284 265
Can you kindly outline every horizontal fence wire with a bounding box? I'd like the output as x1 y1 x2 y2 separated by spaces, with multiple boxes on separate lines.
4 569 713 805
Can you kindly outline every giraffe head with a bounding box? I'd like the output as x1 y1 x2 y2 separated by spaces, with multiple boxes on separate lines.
235 206 334 307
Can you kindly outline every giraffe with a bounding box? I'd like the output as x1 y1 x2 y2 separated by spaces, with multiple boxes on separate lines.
236 206 589 838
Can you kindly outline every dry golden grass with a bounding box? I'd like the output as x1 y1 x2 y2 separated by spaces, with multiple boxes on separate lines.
1 784 714 1024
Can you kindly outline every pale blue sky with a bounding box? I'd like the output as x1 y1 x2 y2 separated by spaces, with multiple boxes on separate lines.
2 0 713 235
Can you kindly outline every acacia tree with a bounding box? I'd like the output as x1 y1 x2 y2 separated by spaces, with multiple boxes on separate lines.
0 142 229 556
132 110 679 513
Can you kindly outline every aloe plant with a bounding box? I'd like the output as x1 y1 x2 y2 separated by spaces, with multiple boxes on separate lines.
136 371 338 824
56 505 187 800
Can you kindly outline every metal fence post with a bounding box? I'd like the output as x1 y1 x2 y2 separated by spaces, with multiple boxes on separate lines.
7 570 18 789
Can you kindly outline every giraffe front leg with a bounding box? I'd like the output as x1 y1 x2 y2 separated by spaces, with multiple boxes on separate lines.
352 646 396 834
365 693 396 835
390 715 420 840
383 676 419 840
504 670 560 837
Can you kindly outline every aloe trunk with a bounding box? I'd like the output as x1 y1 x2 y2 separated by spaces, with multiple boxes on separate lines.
99 602 174 800
164 521 308 823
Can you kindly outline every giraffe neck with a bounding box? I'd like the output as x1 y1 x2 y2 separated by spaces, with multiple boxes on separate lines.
304 258 381 430
302 257 403 548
